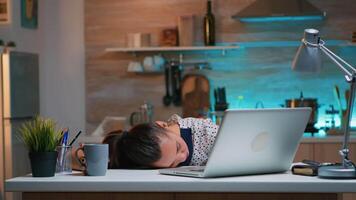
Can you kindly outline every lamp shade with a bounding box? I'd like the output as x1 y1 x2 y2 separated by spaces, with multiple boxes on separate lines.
292 29 322 72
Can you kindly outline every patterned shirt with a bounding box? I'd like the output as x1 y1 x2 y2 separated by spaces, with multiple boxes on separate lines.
167 114 219 166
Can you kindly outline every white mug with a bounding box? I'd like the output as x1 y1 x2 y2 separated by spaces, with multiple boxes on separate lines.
143 56 154 71
127 61 143 72
153 55 165 71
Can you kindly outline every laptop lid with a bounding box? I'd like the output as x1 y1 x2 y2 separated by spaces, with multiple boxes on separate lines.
202 108 311 177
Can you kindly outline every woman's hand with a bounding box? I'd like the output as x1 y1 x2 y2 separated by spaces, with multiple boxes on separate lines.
71 143 85 171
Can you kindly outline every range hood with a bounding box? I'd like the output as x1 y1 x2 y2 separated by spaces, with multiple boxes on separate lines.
232 0 326 23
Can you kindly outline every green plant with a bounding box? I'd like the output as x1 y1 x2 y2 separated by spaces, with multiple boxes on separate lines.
20 117 62 152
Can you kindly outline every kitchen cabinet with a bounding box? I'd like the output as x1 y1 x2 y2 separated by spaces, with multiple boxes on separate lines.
294 143 314 162
314 143 343 162
294 141 356 163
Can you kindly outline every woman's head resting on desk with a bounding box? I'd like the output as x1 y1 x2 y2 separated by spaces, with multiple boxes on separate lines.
102 121 189 169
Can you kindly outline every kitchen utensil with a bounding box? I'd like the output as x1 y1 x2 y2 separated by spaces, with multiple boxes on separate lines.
285 98 318 123
143 56 154 71
153 55 165 70
214 87 228 111
255 101 265 108
162 64 172 106
126 33 151 48
142 55 165 72
333 85 343 112
215 87 222 104
333 85 348 131
170 61 182 106
341 89 351 130
345 89 350 104
221 87 227 104
178 15 195 46
181 74 210 118
160 28 178 46
216 87 222 104
325 105 339 129
214 89 218 104
130 102 154 126
284 92 320 133
127 61 143 72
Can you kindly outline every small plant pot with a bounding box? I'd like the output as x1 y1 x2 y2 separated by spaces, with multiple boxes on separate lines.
29 151 58 177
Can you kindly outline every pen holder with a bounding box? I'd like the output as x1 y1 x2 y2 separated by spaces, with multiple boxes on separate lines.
56 145 72 174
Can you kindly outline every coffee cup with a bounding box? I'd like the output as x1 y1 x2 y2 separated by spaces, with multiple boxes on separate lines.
75 144 108 176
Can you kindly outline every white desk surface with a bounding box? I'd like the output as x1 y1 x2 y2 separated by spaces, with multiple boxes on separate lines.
5 169 356 193
78 135 356 145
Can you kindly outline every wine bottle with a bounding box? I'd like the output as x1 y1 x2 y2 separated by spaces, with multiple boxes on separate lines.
203 0 215 46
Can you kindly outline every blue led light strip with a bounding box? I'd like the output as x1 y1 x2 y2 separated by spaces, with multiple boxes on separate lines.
239 15 324 22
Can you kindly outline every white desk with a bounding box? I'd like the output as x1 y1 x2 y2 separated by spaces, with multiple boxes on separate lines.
5 169 356 200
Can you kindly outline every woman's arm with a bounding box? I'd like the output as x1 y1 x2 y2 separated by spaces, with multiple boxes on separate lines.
171 115 219 161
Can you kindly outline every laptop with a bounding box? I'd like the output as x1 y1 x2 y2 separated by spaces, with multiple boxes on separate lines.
159 108 311 178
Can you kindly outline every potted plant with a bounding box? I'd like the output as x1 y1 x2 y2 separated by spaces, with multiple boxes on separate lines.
19 117 62 177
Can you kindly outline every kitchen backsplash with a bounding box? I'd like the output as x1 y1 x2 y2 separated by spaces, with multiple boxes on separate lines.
85 0 356 133
185 44 355 129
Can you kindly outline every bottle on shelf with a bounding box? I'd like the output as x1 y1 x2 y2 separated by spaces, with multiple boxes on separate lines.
203 0 215 46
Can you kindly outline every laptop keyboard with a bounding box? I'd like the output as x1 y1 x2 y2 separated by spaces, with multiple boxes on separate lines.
190 169 205 172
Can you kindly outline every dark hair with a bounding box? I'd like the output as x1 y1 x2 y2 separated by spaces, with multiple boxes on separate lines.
102 123 166 169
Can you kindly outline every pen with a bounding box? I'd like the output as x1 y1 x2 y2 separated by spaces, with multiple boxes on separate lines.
69 131 82 146
62 129 69 146
59 128 69 167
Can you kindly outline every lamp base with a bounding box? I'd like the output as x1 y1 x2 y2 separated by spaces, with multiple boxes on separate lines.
318 164 356 179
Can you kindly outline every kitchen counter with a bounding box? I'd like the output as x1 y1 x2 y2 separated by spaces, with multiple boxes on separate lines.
301 135 356 143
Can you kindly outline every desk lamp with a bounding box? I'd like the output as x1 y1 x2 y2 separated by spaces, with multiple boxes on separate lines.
292 28 356 178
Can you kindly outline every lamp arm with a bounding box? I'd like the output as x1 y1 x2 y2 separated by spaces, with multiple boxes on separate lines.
342 79 356 161
320 44 356 72
319 43 356 167
319 44 356 77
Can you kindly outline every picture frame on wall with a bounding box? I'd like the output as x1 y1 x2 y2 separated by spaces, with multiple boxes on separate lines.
21 0 38 29
0 0 10 24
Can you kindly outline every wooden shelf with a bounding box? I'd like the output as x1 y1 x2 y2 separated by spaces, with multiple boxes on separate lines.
345 42 356 46
105 46 240 53
105 41 355 53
